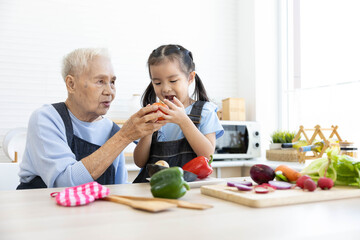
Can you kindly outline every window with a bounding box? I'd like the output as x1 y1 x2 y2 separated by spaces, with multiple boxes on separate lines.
281 0 360 144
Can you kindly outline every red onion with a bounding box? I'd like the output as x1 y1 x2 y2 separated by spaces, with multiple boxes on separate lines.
254 187 269 194
268 181 292 190
235 184 253 191
227 181 252 187
250 164 275 184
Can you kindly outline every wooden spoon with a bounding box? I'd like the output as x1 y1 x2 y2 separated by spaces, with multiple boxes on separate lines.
103 195 176 212
116 195 213 210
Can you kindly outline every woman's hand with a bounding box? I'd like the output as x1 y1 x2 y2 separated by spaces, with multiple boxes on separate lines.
83 105 165 180
161 97 189 126
119 104 166 142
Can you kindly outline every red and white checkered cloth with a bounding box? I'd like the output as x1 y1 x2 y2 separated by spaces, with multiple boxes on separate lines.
51 182 110 207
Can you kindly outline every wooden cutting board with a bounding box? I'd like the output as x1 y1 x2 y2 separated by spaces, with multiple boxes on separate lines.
201 184 360 208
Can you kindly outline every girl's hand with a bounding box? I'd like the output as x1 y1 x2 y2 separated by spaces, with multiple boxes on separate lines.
161 97 189 126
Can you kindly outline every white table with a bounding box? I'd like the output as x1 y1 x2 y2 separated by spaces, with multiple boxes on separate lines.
1 179 360 240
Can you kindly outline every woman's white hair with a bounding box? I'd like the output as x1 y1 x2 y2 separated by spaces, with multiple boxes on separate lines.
61 48 110 81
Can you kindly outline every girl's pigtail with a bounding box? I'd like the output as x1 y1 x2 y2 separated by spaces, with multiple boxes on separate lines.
141 82 157 107
193 74 209 102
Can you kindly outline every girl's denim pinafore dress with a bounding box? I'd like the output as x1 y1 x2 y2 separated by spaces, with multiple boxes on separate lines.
133 101 206 183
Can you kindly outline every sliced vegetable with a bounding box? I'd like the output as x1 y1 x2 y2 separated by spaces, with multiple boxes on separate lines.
254 187 269 194
274 165 301 182
227 182 236 187
238 181 253 186
227 181 252 187
235 184 253 191
268 181 292 190
275 171 289 182
258 183 276 190
155 160 169 168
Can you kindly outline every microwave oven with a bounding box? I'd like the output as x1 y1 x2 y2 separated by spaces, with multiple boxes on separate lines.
213 121 261 160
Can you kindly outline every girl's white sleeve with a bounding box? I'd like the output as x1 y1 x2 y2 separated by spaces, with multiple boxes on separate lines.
199 102 224 139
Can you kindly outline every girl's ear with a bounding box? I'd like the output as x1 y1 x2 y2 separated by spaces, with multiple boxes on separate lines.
188 71 196 85
65 75 76 93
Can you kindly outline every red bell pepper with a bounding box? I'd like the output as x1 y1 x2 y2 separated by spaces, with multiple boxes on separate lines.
182 155 213 179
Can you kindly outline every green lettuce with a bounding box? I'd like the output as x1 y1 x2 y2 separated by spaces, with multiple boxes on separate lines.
300 149 360 187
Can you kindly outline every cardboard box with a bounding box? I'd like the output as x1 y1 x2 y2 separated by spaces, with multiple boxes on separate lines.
222 98 245 121
216 109 223 120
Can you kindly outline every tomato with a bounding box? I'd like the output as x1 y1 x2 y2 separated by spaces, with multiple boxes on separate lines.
152 102 168 121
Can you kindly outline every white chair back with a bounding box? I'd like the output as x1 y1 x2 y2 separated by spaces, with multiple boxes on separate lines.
2 128 27 163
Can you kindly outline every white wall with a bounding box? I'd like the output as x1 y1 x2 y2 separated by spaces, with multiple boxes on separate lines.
255 0 280 155
0 0 281 162
237 0 256 121
0 0 243 162
238 0 280 156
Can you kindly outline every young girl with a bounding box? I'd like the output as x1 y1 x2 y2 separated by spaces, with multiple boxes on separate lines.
133 44 224 183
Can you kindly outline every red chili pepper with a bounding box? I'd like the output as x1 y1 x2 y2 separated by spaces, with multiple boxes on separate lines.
182 155 213 179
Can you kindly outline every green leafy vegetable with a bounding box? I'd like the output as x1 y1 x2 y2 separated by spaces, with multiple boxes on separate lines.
301 149 360 187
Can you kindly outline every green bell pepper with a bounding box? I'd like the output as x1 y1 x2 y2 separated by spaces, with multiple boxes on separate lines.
150 167 190 199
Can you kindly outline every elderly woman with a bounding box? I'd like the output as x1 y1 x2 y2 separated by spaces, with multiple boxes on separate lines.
17 48 165 189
